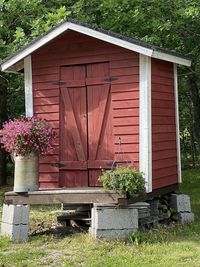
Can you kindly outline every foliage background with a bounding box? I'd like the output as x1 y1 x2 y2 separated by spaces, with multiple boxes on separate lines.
1 0 200 183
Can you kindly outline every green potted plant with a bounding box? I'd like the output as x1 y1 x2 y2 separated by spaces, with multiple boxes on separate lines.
99 166 145 198
1 116 56 193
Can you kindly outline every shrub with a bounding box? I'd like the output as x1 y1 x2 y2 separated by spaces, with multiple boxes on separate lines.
99 166 145 198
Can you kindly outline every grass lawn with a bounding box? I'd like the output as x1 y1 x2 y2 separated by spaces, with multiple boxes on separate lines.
0 169 200 267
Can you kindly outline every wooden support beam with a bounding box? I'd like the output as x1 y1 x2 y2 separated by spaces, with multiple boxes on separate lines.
4 188 127 205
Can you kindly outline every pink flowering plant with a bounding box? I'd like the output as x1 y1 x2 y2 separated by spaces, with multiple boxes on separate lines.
1 116 56 156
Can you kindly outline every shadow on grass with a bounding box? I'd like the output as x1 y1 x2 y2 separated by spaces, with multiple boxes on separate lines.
30 224 88 239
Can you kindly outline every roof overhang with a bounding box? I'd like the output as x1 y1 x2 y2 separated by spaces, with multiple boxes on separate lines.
1 21 192 72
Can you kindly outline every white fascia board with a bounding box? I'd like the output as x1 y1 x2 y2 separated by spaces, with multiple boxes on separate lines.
152 50 191 67
1 21 153 72
67 22 153 56
174 64 182 183
139 54 152 193
24 56 33 117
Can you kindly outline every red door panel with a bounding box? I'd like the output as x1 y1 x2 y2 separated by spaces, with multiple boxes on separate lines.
87 63 114 186
59 63 114 187
59 66 88 187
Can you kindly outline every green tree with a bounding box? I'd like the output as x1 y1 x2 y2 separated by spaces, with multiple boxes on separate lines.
1 0 200 184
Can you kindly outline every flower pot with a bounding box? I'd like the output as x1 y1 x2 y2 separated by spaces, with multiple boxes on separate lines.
13 153 39 193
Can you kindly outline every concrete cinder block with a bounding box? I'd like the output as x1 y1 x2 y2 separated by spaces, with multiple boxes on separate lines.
177 212 194 224
89 227 137 240
90 204 139 240
92 206 138 230
137 208 151 219
1 222 21 240
2 204 30 225
2 204 20 224
170 194 191 212
1 204 30 242
1 222 29 242
183 195 191 212
148 199 160 216
19 224 29 242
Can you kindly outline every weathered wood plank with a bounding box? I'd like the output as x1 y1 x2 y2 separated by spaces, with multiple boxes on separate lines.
4 189 126 205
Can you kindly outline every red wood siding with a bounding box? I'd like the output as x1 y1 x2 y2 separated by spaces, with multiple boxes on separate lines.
32 31 139 188
151 59 178 190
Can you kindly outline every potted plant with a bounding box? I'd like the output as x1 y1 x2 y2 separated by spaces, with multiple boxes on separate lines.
1 116 56 193
99 166 145 198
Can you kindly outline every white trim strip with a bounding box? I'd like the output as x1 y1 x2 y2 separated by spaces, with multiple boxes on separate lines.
174 64 182 183
24 56 33 117
152 51 191 67
1 21 191 72
139 55 152 193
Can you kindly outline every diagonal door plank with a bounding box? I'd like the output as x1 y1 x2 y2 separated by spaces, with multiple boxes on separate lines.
89 84 110 160
61 88 86 161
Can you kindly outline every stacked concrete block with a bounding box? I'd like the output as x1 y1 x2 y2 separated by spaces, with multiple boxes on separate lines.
169 194 194 224
170 194 191 212
1 204 30 242
177 212 194 224
131 202 160 229
148 199 160 216
89 203 138 240
130 202 150 219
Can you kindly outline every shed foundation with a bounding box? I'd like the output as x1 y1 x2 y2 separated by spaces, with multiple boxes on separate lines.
169 193 194 224
89 203 138 240
0 204 30 242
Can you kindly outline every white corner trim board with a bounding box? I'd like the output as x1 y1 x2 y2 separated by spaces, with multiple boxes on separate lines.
24 56 33 117
174 64 182 183
139 55 152 193
1 21 191 72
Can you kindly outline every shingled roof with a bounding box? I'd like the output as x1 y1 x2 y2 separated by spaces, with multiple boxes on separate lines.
0 19 191 72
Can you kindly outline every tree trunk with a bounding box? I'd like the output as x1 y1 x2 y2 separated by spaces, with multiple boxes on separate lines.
187 73 200 142
189 124 196 168
0 74 8 185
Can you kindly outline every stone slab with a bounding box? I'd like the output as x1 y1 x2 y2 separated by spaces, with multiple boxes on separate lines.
129 202 150 208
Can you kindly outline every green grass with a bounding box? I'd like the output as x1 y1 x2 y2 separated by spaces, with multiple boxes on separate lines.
0 169 200 266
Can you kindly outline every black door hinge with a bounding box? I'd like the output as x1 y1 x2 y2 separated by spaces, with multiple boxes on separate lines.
104 76 118 82
51 81 66 85
51 162 66 168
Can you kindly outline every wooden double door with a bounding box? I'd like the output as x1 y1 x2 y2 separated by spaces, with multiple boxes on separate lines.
59 62 114 187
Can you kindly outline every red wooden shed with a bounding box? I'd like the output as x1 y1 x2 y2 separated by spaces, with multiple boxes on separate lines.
0 20 191 194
